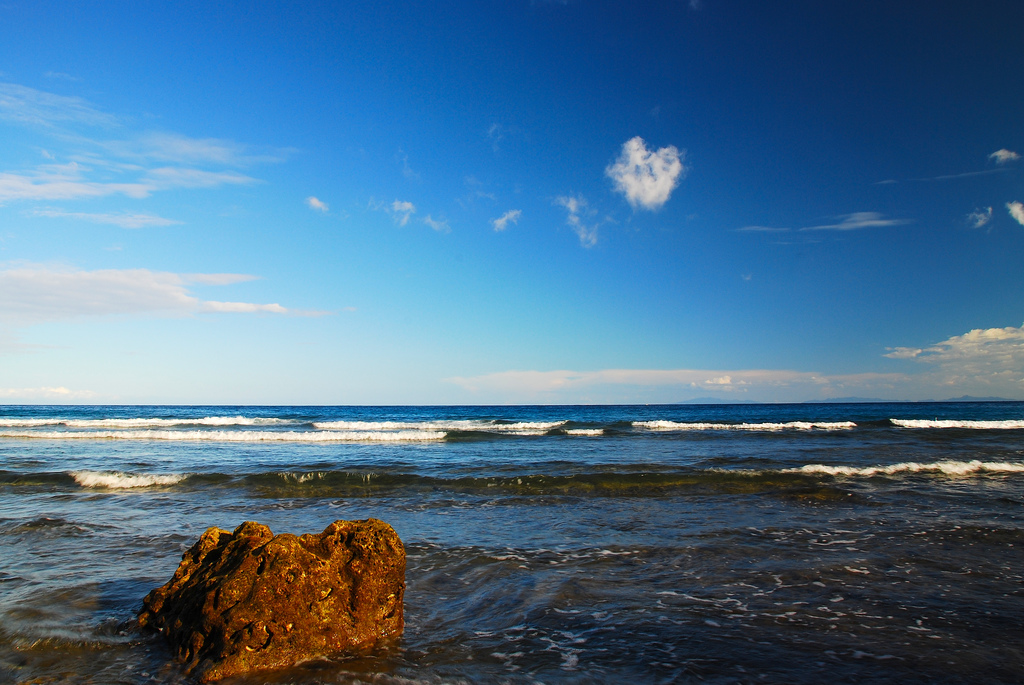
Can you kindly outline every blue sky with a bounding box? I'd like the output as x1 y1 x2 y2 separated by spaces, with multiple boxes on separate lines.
1 0 1023 404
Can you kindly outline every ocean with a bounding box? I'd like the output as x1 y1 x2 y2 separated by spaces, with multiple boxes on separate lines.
1 402 1022 684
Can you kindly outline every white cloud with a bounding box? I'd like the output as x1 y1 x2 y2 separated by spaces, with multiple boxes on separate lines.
143 167 256 189
491 209 521 232
0 265 296 323
0 82 117 127
184 273 260 286
1007 201 1024 226
0 163 256 204
29 207 180 228
800 212 910 231
555 195 598 247
989 149 1021 164
885 323 1024 394
0 163 153 202
966 207 992 229
390 200 416 226
606 136 685 211
102 132 287 166
201 301 288 314
0 386 96 400
423 215 450 233
446 367 907 403
306 196 328 212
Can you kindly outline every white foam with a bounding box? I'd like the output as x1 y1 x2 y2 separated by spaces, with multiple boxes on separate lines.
634 420 856 431
785 459 1024 477
564 429 604 436
312 419 566 433
891 419 1024 430
0 429 446 442
71 471 186 488
0 416 292 428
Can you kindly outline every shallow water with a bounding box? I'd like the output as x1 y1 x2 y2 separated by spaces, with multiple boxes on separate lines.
1 403 1022 683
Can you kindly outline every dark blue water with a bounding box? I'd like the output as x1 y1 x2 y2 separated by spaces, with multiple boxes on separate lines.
1 403 1022 683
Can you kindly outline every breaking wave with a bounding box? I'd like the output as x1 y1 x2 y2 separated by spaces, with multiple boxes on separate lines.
890 419 1024 430
71 471 187 488
634 421 857 431
0 416 294 428
785 460 1024 477
0 429 446 442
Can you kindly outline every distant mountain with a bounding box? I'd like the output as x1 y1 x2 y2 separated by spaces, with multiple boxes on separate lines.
939 395 1017 402
675 397 762 405
802 397 894 404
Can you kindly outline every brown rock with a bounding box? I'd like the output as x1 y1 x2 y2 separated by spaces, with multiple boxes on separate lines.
138 519 404 682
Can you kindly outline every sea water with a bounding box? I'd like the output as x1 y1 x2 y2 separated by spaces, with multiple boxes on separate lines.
1 403 1022 683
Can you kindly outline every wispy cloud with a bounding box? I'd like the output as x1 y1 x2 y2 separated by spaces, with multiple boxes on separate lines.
989 149 1021 164
491 209 521 232
800 212 910 231
397 149 419 181
29 207 180 228
0 265 308 324
99 132 290 167
390 199 416 226
0 163 256 204
0 163 152 202
736 225 790 233
739 212 908 234
966 207 992 229
423 215 450 233
555 195 598 247
0 82 117 127
0 385 96 400
606 136 685 211
306 196 328 212
446 367 907 403
1007 201 1024 226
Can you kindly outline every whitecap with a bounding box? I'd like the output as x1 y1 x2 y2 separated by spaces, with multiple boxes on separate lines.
0 429 446 442
71 471 186 488
891 419 1024 430
785 459 1024 477
634 420 856 431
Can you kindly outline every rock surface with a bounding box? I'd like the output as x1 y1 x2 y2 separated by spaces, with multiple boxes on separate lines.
138 519 404 682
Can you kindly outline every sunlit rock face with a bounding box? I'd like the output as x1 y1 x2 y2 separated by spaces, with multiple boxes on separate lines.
138 519 405 683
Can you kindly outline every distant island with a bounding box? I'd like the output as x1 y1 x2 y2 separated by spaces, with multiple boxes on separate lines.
675 395 1018 405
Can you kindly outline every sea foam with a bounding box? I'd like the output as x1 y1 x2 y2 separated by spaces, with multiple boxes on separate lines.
71 471 186 488
634 421 856 431
784 460 1024 477
0 429 446 442
891 419 1024 430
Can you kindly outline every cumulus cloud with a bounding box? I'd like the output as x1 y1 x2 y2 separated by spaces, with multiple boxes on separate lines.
800 212 910 231
491 209 521 232
306 196 328 212
0 265 302 323
989 149 1021 164
1007 201 1024 226
966 207 992 229
885 323 1024 394
29 207 180 228
606 136 685 211
390 200 416 226
423 215 450 233
555 196 598 247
